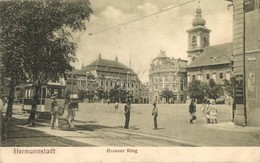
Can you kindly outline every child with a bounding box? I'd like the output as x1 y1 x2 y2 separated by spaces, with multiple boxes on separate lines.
209 99 218 124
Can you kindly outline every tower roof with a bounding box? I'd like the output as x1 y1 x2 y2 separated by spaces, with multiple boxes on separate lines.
192 1 206 26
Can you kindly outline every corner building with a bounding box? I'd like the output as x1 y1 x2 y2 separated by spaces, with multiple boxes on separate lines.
149 50 187 104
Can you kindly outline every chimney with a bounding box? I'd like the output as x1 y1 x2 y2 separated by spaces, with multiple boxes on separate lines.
115 56 118 62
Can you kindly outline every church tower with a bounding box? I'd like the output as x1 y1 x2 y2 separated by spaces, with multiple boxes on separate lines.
187 1 211 65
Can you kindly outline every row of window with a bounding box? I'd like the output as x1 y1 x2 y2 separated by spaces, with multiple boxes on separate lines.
191 72 229 81
67 80 139 88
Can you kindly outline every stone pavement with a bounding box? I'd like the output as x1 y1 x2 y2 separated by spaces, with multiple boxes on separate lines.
2 113 260 147
1 104 260 147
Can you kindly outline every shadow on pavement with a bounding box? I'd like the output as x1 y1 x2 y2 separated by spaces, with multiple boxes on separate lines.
74 119 97 124
1 117 94 147
74 123 112 131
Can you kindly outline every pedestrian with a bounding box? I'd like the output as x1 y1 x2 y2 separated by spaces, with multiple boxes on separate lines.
152 102 158 130
206 100 211 123
201 100 210 123
124 101 131 129
66 98 76 131
0 96 6 142
209 99 218 124
189 99 196 124
50 94 59 129
107 98 110 104
114 100 119 111
201 100 207 119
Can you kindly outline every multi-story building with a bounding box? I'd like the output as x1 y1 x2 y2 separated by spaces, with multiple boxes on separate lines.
149 50 187 104
187 2 233 91
187 43 233 85
66 54 142 103
226 0 260 126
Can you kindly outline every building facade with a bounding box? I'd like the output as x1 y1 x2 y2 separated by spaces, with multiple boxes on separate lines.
226 0 260 126
187 2 233 90
66 54 142 103
149 50 187 104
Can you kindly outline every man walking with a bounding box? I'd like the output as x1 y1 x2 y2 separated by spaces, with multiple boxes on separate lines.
189 99 197 124
152 102 158 130
66 98 76 131
50 94 59 129
124 101 131 129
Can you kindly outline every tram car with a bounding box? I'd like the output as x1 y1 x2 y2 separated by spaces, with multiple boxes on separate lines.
22 82 66 117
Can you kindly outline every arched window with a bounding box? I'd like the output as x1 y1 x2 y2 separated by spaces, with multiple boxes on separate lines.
192 36 197 48
192 36 197 44
203 35 208 46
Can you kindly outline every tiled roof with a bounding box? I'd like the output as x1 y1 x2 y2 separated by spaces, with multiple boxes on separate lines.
87 58 130 70
188 42 233 68
81 58 138 78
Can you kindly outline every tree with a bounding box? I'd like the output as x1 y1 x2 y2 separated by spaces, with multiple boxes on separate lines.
188 79 209 102
0 0 93 125
0 13 27 120
109 88 128 103
223 79 234 98
207 79 223 100
160 88 174 103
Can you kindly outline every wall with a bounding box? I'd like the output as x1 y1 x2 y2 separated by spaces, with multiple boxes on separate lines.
187 64 231 84
246 52 260 126
244 8 260 126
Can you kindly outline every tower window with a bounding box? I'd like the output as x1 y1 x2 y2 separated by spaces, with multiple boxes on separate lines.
203 36 208 46
192 36 197 44
219 73 223 79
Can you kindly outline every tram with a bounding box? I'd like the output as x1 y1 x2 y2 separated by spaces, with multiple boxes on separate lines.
22 82 66 116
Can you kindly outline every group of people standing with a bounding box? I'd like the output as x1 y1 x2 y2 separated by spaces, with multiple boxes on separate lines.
50 94 76 131
120 100 159 130
189 99 218 124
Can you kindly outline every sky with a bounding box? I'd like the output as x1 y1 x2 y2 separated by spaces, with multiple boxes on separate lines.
72 0 233 82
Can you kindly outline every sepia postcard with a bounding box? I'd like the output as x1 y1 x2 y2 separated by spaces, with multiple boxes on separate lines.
1 0 260 162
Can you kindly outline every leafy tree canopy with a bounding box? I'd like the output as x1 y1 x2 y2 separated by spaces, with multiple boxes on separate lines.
188 79 209 101
0 0 93 85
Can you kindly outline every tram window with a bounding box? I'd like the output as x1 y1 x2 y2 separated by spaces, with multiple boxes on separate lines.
47 88 52 98
41 87 47 98
57 89 62 98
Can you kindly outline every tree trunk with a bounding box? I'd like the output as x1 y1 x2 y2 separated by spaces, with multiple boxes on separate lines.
5 81 15 121
28 83 40 126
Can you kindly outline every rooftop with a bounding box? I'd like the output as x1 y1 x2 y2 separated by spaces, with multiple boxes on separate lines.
188 42 233 68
